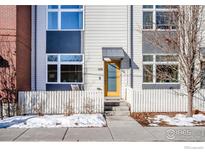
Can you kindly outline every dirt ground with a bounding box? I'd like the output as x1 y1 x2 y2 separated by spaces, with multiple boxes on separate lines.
131 110 205 127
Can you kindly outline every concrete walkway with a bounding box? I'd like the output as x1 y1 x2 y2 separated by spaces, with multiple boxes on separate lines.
106 116 155 141
0 116 205 142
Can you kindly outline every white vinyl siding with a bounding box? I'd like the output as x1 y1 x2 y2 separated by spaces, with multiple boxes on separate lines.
133 5 143 90
84 6 131 92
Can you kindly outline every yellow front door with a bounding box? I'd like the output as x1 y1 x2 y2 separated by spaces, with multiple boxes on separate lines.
104 60 120 97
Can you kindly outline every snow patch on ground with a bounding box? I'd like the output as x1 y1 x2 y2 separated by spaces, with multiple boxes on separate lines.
148 123 158 127
150 114 205 126
0 114 106 128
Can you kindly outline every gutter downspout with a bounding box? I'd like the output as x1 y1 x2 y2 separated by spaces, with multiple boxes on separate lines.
34 6 37 90
130 5 134 88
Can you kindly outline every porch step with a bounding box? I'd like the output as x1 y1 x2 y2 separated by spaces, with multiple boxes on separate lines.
104 106 130 111
104 97 130 116
104 97 121 101
105 111 130 116
104 101 129 106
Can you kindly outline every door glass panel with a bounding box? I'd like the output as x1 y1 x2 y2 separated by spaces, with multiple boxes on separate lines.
108 63 117 91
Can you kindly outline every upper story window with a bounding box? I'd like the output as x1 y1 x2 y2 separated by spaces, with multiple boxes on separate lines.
47 5 84 30
143 5 178 30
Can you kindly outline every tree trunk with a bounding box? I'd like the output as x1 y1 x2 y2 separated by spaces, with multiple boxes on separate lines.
187 91 193 117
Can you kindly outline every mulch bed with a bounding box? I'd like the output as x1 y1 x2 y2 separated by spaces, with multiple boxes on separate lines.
131 110 205 127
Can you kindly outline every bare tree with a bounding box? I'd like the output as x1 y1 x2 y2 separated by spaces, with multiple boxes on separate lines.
0 28 16 117
143 5 205 117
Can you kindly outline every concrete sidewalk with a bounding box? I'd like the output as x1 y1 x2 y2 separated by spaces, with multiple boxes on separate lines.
0 116 205 142
106 116 155 141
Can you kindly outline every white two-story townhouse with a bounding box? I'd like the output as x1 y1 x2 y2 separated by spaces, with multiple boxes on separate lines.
17 5 205 115
32 5 184 94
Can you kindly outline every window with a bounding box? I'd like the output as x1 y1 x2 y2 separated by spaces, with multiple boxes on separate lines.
47 65 58 82
61 12 83 29
143 54 179 83
156 55 178 62
201 62 205 88
48 55 58 62
156 12 176 29
47 54 83 83
143 12 153 29
61 5 83 9
61 65 82 82
156 5 178 9
143 5 178 30
47 5 83 30
60 55 83 62
143 65 153 82
156 65 178 82
143 5 153 9
48 12 58 29
143 55 153 62
48 5 58 9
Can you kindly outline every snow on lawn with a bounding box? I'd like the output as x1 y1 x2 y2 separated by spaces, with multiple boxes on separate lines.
149 114 205 127
0 114 106 128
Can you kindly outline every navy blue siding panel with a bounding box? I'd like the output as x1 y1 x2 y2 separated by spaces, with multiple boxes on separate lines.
46 31 81 53
46 84 83 91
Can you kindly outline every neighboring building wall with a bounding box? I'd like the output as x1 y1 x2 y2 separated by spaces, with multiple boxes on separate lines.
31 6 36 90
84 6 131 93
0 6 16 96
16 6 31 91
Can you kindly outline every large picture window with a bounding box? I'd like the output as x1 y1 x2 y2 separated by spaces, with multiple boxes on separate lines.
143 54 179 83
143 5 178 30
47 5 84 30
47 54 84 83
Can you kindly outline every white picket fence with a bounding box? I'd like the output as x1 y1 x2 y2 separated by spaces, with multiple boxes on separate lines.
124 88 205 112
18 88 205 114
18 91 104 115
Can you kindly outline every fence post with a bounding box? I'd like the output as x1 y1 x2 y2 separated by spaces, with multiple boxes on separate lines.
0 99 3 120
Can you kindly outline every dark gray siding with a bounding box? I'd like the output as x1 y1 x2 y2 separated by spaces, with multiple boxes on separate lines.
142 84 180 89
46 31 81 53
142 31 177 54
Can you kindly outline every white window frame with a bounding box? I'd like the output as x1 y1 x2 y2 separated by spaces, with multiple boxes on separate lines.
142 5 177 31
142 53 179 84
46 5 84 31
46 53 84 84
